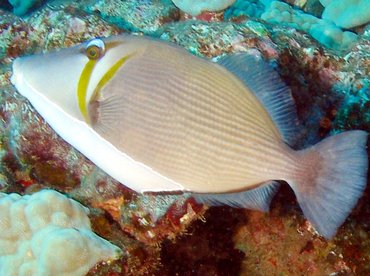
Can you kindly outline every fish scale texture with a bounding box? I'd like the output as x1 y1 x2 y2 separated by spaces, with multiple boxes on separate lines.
91 40 296 193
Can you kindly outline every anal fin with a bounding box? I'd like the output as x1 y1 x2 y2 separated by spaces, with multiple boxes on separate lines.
193 181 280 212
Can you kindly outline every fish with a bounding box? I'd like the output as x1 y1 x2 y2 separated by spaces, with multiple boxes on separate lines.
11 34 368 238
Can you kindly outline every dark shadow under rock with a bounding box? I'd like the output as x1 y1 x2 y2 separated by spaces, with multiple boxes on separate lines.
160 206 246 276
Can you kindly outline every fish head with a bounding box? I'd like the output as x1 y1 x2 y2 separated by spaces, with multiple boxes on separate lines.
11 34 145 123
10 34 185 193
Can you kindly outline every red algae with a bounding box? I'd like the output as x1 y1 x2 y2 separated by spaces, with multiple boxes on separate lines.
234 184 370 275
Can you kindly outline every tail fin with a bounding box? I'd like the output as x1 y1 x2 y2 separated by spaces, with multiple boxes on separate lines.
289 130 368 239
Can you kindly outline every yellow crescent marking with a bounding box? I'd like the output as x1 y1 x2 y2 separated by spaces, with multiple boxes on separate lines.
95 54 132 92
77 54 133 124
77 59 97 122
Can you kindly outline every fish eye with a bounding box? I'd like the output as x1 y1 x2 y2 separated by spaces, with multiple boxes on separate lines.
85 38 105 60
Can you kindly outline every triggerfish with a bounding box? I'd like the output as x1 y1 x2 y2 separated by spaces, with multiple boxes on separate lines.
11 35 368 238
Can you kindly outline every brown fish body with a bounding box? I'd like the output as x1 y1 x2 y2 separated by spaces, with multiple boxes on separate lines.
11 35 368 238
90 41 296 193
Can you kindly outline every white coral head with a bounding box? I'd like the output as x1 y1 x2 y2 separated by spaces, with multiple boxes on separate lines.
171 0 236 16
0 189 122 276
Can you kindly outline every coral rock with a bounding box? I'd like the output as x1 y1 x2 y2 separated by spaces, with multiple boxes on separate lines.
172 0 236 16
0 189 122 276
320 0 370 28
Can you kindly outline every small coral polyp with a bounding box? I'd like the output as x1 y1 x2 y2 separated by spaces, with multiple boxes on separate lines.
0 189 122 276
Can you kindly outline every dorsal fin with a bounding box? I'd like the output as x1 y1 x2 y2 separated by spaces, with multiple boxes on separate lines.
217 52 301 146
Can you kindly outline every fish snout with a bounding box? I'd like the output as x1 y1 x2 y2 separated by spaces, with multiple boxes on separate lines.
11 58 24 88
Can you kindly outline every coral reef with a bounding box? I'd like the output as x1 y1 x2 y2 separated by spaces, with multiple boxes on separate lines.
225 0 370 50
261 1 358 50
224 0 265 20
0 189 122 275
8 0 43 16
83 0 179 33
171 0 236 16
320 0 370 28
0 0 369 274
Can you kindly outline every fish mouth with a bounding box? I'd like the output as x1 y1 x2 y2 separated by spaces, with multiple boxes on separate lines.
11 57 34 100
11 58 23 89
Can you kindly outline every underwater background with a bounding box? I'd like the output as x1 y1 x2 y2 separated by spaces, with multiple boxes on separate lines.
0 0 369 275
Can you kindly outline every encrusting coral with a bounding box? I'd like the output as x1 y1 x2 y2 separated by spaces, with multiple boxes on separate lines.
0 189 122 276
